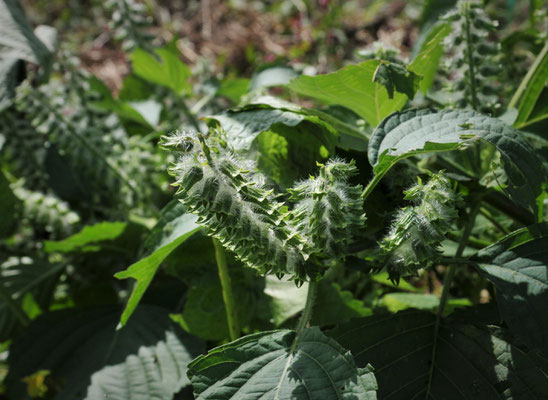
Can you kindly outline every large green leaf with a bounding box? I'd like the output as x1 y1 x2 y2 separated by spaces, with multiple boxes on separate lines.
368 109 547 219
115 200 201 326
130 47 191 95
288 27 449 126
328 310 548 399
6 305 204 400
188 327 377 399
263 275 308 327
472 223 548 355
289 60 408 126
44 221 127 253
509 43 548 129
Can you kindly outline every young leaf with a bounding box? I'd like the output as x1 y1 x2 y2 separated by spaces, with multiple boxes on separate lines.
130 47 191 95
188 328 377 399
43 221 127 253
327 310 548 399
368 109 547 219
472 223 548 355
115 200 201 327
6 306 204 400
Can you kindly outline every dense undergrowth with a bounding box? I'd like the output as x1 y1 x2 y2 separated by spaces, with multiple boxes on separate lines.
0 0 547 399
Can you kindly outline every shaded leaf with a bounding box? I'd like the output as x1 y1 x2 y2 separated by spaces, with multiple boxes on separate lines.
115 200 201 326
188 327 377 399
44 221 127 253
311 281 372 326
6 306 204 400
328 310 548 399
472 223 548 355
368 109 547 218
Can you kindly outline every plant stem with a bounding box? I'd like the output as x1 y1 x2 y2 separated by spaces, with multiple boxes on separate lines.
212 238 239 341
291 280 317 354
361 172 385 200
425 203 480 398
0 283 30 327
177 95 202 132
463 3 479 111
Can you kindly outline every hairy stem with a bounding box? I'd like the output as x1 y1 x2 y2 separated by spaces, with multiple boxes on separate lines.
0 283 30 327
212 238 240 341
291 280 317 354
425 203 480 398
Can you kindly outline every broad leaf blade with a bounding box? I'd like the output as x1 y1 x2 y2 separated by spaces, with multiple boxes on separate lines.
115 200 201 326
368 109 547 218
6 306 204 400
188 327 377 399
44 221 127 253
472 223 548 355
328 310 548 399
289 60 408 126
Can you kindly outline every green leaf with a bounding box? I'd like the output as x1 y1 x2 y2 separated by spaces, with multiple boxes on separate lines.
263 275 308 327
206 103 338 152
509 43 548 128
130 47 191 95
312 282 372 326
0 170 17 238
0 57 22 111
408 22 452 94
188 328 377 399
472 223 548 355
328 310 548 399
368 109 547 219
0 0 52 64
380 292 471 315
43 221 127 253
370 272 420 292
289 60 408 126
373 61 421 99
115 200 201 327
250 65 298 90
217 78 250 104
0 258 63 341
172 272 255 341
6 306 204 400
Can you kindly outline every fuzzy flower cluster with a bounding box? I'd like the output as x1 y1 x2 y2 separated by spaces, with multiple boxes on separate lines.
162 130 366 282
380 172 462 281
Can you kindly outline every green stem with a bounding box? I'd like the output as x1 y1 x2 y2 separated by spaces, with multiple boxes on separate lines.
212 238 239 341
361 172 385 200
463 3 479 111
425 203 480 398
0 283 30 327
177 96 202 132
291 280 317 354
